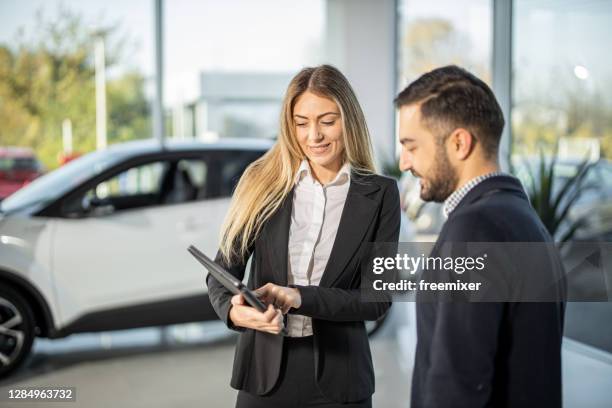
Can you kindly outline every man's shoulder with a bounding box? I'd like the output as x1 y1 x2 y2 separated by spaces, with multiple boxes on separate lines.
441 207 503 242
441 189 546 242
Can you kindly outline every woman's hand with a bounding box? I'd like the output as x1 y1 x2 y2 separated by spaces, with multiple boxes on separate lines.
228 294 284 334
255 283 302 314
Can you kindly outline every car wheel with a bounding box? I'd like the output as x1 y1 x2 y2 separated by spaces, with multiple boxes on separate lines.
0 286 36 378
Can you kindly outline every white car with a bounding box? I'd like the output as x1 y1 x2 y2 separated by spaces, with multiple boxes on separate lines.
0 138 272 378
0 138 414 378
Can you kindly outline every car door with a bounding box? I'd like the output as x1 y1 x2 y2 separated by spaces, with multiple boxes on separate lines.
51 153 229 327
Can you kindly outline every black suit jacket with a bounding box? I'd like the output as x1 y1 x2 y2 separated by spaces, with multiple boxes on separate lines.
411 175 565 408
207 172 400 403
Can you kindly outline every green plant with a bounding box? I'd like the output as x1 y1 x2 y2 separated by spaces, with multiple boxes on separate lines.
512 146 594 242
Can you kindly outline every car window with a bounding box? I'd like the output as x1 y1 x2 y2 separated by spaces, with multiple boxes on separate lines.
158 158 209 203
65 161 169 217
0 158 13 171
0 157 40 171
178 159 208 191
1 149 120 214
215 150 264 198
61 156 213 218
96 162 166 198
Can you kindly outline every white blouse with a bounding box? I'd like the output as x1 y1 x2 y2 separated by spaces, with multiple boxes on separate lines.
287 159 351 337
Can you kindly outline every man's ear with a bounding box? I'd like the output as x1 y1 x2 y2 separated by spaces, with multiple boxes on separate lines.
447 128 475 161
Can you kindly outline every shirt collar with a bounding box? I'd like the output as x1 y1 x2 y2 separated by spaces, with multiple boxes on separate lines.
442 171 506 218
294 159 351 187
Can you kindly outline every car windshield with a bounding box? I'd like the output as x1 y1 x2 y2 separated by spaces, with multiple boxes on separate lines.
0 149 123 213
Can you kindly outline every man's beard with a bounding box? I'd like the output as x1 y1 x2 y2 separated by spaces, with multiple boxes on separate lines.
418 146 458 203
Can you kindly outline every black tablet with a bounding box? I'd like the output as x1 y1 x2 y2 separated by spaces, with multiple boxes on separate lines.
187 245 268 313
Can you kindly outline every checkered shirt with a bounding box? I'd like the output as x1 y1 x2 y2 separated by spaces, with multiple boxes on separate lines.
442 172 507 218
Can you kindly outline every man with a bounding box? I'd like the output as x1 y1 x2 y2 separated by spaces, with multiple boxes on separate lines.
396 65 565 407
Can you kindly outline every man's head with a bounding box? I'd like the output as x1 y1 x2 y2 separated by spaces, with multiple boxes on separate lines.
396 65 504 202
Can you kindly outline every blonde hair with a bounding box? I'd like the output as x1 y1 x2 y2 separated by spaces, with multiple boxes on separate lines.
219 65 376 263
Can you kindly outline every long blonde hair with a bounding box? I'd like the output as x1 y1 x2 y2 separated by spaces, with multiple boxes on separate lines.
219 65 376 263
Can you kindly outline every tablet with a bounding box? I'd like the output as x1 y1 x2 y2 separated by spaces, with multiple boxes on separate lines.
187 245 268 313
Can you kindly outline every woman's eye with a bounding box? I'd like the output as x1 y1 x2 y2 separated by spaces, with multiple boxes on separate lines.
321 121 335 126
296 123 307 127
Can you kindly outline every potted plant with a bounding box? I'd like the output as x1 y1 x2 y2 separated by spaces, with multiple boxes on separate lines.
511 145 594 242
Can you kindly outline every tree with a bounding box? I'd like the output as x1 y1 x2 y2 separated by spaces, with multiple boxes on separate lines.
513 69 612 159
0 6 150 169
399 18 490 86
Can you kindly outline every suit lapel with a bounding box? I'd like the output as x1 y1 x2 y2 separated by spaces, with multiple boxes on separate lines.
263 189 294 286
263 174 381 288
319 174 380 287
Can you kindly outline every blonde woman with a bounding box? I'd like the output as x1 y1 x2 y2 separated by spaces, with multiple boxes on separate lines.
207 65 400 408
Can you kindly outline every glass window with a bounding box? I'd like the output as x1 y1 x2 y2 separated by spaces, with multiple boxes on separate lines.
0 157 40 172
60 160 167 217
513 0 612 160
214 150 266 198
11 157 41 171
397 0 493 89
178 159 208 192
513 1 612 363
95 162 165 199
164 0 325 140
1 149 121 214
396 0 493 239
0 159 11 171
0 1 154 170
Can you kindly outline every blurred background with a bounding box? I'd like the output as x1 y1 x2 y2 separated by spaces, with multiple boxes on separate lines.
0 0 610 407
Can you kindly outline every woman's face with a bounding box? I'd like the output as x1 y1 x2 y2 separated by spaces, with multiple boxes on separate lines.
293 91 345 171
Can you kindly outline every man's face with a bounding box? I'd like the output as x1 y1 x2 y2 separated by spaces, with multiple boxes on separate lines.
398 104 458 202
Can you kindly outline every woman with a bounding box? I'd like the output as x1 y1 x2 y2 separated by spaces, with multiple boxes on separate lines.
207 64 400 408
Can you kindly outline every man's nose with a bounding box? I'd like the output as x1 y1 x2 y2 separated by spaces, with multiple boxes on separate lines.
399 151 412 172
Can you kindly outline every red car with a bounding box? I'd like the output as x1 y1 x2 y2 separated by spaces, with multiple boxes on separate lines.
0 147 44 200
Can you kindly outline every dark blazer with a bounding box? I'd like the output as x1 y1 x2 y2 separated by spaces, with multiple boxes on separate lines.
207 172 400 403
411 175 565 408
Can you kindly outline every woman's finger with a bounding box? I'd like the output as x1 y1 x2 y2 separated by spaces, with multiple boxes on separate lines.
274 310 284 328
258 293 272 305
231 294 245 306
262 304 277 322
254 282 273 297
259 320 283 334
254 309 283 332
272 297 284 309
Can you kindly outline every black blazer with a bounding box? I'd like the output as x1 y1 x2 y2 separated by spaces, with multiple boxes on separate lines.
207 172 400 403
411 175 565 408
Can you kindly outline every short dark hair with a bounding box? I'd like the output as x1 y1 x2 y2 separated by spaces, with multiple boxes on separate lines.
395 65 504 158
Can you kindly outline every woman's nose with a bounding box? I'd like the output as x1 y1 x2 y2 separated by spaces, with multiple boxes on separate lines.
308 124 324 142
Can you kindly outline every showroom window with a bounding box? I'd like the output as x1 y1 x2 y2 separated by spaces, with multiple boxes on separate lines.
0 0 154 169
164 0 326 140
512 0 612 160
397 0 493 90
